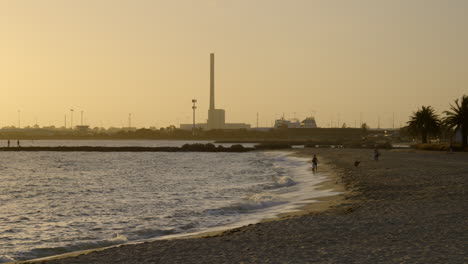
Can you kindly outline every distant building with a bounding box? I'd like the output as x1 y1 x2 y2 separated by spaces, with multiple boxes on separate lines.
208 109 225 129
180 53 250 130
180 122 250 131
223 123 250 129
274 118 300 128
274 118 298 128
302 117 317 128
75 125 90 132
274 118 287 128
274 117 317 129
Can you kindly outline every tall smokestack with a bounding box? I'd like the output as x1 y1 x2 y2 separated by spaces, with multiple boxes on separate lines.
210 53 215 110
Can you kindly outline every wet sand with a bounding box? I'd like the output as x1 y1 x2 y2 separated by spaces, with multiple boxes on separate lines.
17 148 468 264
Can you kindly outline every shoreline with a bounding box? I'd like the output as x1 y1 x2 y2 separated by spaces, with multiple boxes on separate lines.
265 152 348 221
11 148 468 263
10 149 345 264
188 151 347 236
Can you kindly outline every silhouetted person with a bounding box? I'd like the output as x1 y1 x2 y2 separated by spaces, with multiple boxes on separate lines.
374 149 380 161
312 154 318 173
7 140 10 148
17 140 20 148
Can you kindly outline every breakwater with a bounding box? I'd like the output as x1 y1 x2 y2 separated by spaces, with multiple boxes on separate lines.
0 144 254 152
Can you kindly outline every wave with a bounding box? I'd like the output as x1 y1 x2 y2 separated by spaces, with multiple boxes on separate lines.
16 227 186 262
129 228 177 240
273 176 296 187
212 192 287 214
0 255 16 263
237 193 286 210
18 235 128 261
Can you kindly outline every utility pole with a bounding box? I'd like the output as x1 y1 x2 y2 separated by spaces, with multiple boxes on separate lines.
81 111 84 126
128 113 132 128
378 116 380 129
392 112 395 129
192 99 197 134
17 110 21 128
256 112 259 128
70 109 74 129
359 112 362 127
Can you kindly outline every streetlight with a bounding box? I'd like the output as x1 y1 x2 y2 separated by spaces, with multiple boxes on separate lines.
192 99 197 135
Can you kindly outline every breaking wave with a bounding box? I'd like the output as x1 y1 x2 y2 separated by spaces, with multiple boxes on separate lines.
205 192 287 215
0 255 16 263
16 235 129 261
236 193 287 210
273 176 296 187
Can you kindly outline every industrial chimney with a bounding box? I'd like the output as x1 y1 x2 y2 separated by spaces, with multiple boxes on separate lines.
210 53 215 110
207 53 225 129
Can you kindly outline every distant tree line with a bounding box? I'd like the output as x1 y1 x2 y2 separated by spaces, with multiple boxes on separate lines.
0 126 366 143
406 95 467 148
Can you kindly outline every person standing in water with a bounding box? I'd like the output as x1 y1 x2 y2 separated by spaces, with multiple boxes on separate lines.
312 154 319 173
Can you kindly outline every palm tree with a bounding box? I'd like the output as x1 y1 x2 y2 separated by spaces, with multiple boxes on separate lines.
444 95 468 148
407 106 441 143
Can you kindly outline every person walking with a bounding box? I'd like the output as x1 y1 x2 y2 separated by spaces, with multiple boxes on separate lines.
312 154 319 173
374 148 380 161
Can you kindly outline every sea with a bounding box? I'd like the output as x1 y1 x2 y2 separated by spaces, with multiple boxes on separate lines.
0 140 337 262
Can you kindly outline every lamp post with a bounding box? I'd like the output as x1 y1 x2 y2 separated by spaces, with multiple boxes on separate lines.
192 99 197 135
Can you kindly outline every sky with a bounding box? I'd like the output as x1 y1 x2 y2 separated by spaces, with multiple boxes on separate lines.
0 0 467 129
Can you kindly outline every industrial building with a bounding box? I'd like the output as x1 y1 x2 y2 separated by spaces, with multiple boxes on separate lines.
180 53 250 130
273 117 318 129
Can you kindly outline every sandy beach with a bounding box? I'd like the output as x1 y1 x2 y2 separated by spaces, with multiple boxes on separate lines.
16 148 467 264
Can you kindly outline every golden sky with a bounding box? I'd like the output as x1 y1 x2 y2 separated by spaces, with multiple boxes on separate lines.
1 0 467 128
